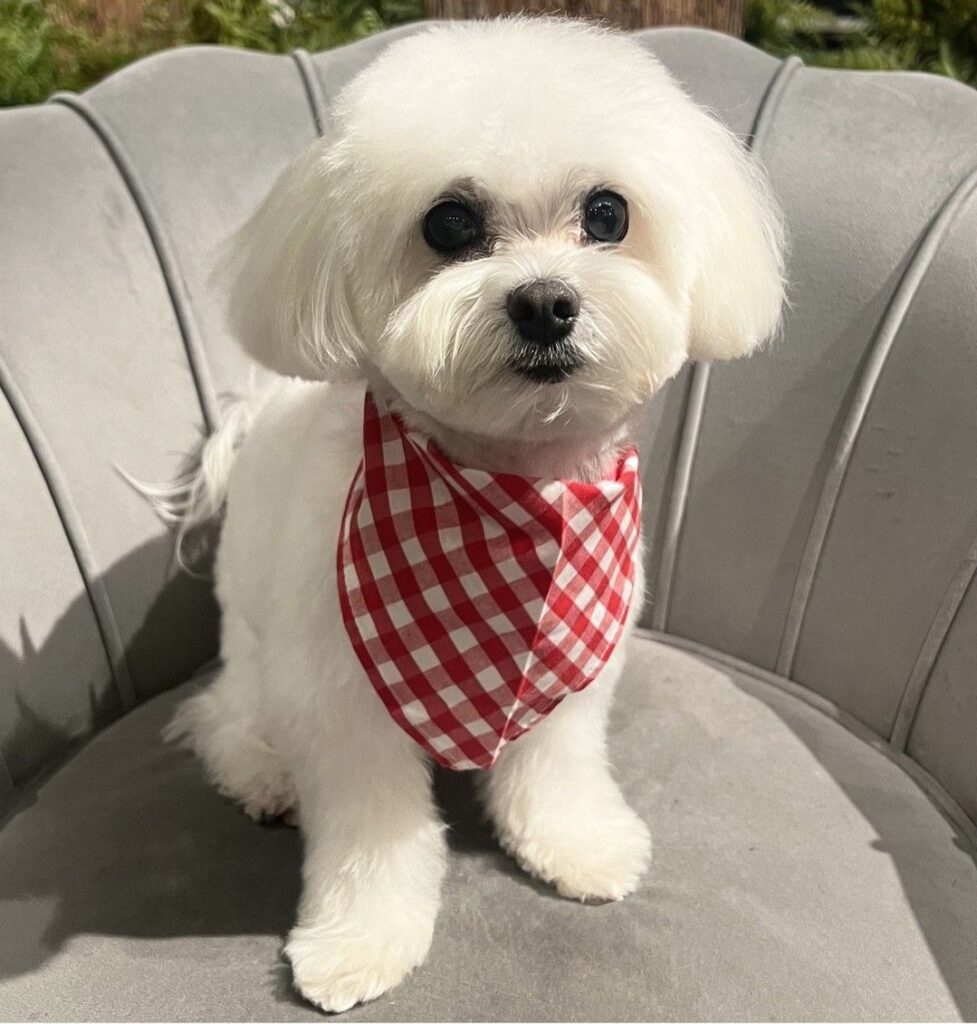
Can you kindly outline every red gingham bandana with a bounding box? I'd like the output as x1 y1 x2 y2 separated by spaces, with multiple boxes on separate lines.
337 391 642 770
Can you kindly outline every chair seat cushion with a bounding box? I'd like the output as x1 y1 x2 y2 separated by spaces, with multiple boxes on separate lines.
1 635 975 1021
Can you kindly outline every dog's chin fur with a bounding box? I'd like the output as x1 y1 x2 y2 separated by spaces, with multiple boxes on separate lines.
166 15 785 1014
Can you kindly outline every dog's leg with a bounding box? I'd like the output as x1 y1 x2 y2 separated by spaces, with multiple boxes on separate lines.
166 613 296 823
480 650 651 902
284 696 446 1013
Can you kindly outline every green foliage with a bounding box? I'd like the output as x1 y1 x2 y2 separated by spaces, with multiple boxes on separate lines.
188 0 288 50
186 0 416 52
744 0 826 52
869 0 977 82
797 41 917 67
0 0 186 105
746 0 977 86
0 0 61 105
4 0 975 109
0 0 423 106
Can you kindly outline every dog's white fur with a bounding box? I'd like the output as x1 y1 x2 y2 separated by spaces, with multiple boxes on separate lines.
165 17 783 1013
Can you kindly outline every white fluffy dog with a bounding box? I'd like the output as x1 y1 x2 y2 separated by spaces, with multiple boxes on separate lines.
167 16 783 1013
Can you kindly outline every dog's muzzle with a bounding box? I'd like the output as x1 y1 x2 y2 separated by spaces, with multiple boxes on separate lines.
506 278 582 383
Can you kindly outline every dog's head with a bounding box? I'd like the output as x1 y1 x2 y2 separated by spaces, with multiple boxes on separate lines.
225 18 784 443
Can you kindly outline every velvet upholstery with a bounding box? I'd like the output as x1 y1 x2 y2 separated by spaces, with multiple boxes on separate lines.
1 640 975 1021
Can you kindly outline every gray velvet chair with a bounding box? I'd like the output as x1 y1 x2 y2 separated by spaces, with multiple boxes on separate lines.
1 24 976 1021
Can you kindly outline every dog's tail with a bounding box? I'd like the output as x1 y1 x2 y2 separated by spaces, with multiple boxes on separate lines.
121 381 278 569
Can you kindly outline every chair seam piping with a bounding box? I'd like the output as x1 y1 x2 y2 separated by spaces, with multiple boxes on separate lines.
650 363 709 629
650 54 801 632
775 164 977 679
291 49 329 137
0 355 136 712
49 92 218 433
891 538 977 751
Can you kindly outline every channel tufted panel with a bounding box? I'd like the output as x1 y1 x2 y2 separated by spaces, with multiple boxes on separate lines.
0 27 975 838
75 46 322 405
0 387 112 796
645 59 977 789
630 29 783 597
911 574 977 825
0 103 220 799
0 47 333 800
789 179 977 743
656 66 977 689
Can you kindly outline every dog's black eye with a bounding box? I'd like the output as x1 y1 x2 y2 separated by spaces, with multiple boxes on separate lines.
583 191 628 243
423 201 480 254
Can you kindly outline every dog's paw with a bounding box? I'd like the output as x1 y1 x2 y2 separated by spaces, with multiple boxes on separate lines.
286 918 432 1013
224 784 297 826
498 803 652 903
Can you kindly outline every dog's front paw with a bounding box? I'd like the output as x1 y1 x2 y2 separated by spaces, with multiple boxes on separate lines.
286 916 433 1013
498 803 652 903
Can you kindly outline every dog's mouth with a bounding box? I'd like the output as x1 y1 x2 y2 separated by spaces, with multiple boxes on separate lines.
509 342 583 385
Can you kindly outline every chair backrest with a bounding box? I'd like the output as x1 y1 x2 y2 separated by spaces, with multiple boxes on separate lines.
1 26 975 837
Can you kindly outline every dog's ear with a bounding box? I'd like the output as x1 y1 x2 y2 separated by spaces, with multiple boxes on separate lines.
218 142 364 381
685 117 785 362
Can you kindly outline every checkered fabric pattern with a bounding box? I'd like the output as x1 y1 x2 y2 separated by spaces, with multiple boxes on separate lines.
337 392 642 770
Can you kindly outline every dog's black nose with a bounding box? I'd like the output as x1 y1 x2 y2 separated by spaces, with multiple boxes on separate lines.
506 280 579 346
